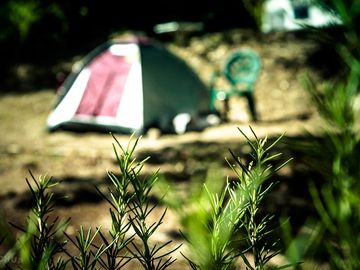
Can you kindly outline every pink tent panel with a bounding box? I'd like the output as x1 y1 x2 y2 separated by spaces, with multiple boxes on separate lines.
75 51 132 117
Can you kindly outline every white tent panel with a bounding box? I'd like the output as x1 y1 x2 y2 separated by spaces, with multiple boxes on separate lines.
115 59 144 130
47 68 90 128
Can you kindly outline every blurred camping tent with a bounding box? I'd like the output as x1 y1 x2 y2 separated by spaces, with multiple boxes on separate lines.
47 33 220 135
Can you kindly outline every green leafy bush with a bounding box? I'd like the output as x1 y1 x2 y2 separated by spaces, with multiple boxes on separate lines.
283 1 360 268
174 127 293 270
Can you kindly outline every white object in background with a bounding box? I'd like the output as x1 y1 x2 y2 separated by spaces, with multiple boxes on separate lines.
172 113 192 134
261 0 342 33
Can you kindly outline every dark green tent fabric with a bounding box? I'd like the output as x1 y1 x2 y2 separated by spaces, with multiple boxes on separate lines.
140 42 211 130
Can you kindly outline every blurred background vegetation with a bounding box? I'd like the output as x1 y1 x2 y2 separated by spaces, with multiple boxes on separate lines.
0 0 255 65
0 0 263 94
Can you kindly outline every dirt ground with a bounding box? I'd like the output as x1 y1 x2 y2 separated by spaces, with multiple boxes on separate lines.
0 29 328 268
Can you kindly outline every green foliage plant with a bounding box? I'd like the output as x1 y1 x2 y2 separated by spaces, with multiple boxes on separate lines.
0 172 69 269
243 0 266 31
63 133 181 270
103 134 181 270
311 0 360 79
170 127 294 270
2 0 67 42
64 226 104 270
0 134 181 270
232 128 293 269
6 0 42 41
297 71 360 269
0 129 297 270
285 0 360 267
